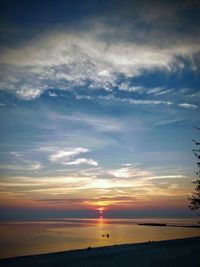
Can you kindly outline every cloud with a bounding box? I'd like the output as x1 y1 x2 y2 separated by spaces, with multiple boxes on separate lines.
108 167 150 179
30 162 43 171
123 98 173 106
178 103 198 109
154 118 186 126
68 112 127 132
146 175 186 180
16 86 44 100
10 151 24 158
63 158 98 166
147 87 174 96
48 91 58 97
76 93 173 106
118 83 143 93
49 147 89 162
0 162 43 172
0 17 200 100
48 147 98 167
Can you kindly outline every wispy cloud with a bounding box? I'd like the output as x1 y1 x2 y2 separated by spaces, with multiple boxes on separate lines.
63 158 98 166
146 175 186 180
154 118 186 126
124 98 172 106
118 83 143 93
46 111 130 133
0 162 43 172
49 147 89 162
178 103 198 109
108 167 151 179
147 87 173 96
76 93 173 106
48 91 58 97
30 162 43 171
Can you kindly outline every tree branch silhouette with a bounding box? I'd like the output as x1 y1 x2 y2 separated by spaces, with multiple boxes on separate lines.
189 128 200 212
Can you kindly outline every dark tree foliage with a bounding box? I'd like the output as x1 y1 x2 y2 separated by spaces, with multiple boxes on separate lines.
188 127 200 211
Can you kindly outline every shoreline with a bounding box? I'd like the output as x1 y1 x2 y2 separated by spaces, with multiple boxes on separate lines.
1 236 200 267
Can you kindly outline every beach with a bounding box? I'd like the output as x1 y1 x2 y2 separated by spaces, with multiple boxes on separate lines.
1 236 199 267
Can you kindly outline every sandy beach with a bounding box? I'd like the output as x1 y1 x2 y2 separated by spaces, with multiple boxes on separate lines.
0 236 199 267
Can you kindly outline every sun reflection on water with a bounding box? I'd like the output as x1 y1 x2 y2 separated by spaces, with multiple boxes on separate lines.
98 215 104 226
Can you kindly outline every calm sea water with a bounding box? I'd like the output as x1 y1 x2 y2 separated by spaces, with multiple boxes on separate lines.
0 217 200 259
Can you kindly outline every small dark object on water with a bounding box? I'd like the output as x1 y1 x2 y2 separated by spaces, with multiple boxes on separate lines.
102 234 110 238
86 246 92 250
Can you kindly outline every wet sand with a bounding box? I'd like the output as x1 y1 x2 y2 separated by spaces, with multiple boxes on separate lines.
0 236 199 267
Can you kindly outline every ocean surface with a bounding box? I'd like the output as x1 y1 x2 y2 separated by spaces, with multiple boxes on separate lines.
0 217 200 259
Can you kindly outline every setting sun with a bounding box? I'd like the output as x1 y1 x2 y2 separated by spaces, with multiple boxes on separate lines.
98 207 104 215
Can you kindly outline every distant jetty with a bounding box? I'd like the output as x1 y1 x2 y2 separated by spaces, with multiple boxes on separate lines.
138 223 200 228
138 223 167 226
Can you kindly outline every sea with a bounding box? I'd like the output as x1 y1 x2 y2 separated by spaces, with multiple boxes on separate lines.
0 217 200 259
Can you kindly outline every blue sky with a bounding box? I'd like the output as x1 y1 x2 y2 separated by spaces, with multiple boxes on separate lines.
0 0 200 218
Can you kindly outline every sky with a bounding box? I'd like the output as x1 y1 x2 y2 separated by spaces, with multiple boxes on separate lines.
0 0 200 219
